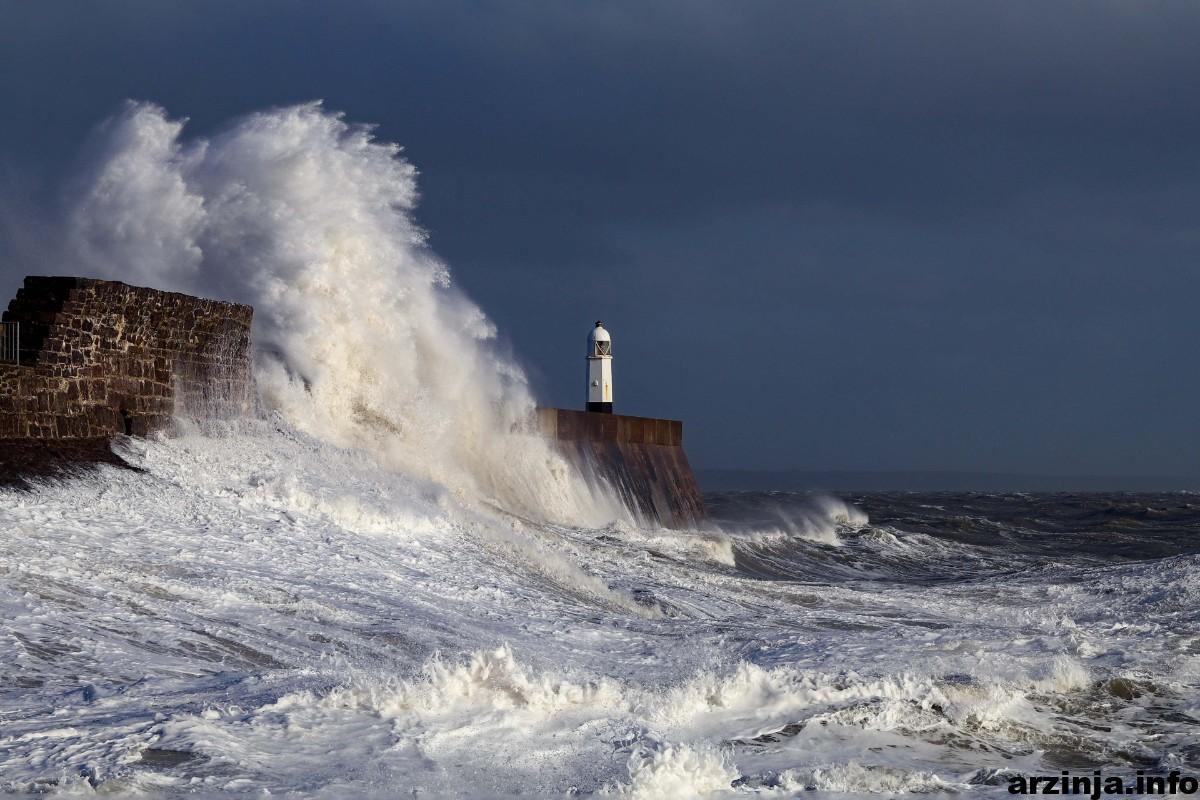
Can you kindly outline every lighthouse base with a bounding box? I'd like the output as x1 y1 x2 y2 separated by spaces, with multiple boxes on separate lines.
585 402 613 414
537 408 705 529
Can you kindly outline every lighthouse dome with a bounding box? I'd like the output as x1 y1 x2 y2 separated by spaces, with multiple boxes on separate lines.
588 321 611 356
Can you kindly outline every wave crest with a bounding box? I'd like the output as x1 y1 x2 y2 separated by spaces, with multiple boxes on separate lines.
63 100 621 527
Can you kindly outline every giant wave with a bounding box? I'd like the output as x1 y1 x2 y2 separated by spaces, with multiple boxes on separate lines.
2 103 1199 797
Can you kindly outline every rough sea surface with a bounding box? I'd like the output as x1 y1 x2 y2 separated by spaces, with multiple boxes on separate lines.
6 100 1199 797
2 424 1198 797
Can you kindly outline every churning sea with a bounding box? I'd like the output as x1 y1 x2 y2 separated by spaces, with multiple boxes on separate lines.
4 100 1198 797
2 422 1198 797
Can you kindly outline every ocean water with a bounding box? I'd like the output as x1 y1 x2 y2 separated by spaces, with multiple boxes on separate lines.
4 101 1199 796
2 426 1199 797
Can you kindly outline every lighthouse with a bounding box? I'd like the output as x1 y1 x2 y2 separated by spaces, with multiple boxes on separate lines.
586 320 613 413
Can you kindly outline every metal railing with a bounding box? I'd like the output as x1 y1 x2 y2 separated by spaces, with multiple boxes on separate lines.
0 321 19 363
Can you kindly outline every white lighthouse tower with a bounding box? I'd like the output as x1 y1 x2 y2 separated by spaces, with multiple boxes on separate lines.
586 320 613 413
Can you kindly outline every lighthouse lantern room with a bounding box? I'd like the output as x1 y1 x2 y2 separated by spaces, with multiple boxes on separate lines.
586 321 613 413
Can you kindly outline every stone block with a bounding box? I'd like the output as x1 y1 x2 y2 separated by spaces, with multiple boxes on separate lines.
0 276 253 444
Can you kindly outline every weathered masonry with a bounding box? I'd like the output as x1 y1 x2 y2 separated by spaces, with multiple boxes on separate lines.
538 407 706 529
0 276 703 529
0 276 252 444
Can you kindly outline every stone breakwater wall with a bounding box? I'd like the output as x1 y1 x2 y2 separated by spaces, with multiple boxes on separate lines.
537 407 706 529
0 275 703 527
0 276 252 441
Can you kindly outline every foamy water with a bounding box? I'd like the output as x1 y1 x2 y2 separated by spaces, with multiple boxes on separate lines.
4 427 1200 796
3 103 1199 796
64 100 621 528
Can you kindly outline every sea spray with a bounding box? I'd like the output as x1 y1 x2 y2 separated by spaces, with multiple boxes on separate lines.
63 100 624 527
3 434 1197 793
5 102 1199 796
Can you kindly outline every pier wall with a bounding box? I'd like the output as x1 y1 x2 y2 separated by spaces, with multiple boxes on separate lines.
537 407 705 529
0 277 252 482
0 275 704 527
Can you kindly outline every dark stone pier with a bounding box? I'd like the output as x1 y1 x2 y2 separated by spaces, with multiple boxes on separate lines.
0 276 252 484
0 276 704 529
538 407 706 529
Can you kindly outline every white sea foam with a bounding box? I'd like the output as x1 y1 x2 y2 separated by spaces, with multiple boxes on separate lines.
776 762 962 794
714 494 868 547
2 103 1198 796
2 425 1198 795
607 742 737 799
64 100 622 528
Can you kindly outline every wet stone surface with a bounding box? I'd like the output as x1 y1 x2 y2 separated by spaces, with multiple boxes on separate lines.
0 276 252 482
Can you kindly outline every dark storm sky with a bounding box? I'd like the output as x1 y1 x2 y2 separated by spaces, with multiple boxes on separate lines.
2 1 1199 477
